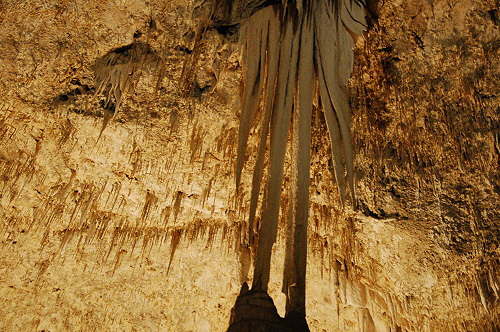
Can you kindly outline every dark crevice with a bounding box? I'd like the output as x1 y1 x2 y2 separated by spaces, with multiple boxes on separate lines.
212 23 240 41
175 45 193 54
487 9 498 25
69 109 102 117
55 83 94 103
411 31 425 49
112 44 134 55
190 81 212 99
358 201 407 220
133 30 143 39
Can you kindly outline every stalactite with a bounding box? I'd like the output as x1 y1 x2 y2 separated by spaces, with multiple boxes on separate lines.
201 177 214 208
140 190 158 224
141 230 152 258
186 218 202 243
107 181 122 210
221 222 229 243
179 22 208 96
117 195 127 215
35 257 53 284
172 191 184 224
161 206 172 226
112 249 127 275
228 5 367 320
167 228 183 274
94 42 162 139
206 224 218 249
169 110 180 137
215 123 226 153
224 127 237 160
189 121 200 161
0 216 15 239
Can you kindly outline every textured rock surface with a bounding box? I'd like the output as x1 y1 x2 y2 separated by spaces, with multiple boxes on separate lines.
0 0 498 331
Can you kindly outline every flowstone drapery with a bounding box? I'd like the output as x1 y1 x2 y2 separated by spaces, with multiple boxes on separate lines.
204 1 368 330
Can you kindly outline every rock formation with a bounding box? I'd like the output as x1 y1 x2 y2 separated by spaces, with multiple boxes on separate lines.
0 0 498 331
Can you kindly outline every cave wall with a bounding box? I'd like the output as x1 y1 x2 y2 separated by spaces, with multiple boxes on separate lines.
0 0 498 331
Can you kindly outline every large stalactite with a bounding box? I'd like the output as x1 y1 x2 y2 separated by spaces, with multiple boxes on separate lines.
226 1 368 330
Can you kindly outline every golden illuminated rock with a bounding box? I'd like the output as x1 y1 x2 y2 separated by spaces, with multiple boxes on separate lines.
0 0 498 331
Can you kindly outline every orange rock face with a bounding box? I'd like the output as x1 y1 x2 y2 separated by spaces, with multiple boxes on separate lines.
0 0 497 331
